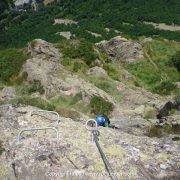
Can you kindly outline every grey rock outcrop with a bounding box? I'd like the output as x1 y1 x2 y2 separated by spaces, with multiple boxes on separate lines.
27 39 61 60
54 19 78 25
87 66 108 77
15 0 31 7
0 87 16 101
22 39 116 104
56 31 72 39
96 36 144 63
22 39 63 97
0 105 179 180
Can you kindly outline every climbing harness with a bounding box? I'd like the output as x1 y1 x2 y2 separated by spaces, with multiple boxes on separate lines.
31 110 60 125
86 119 118 180
17 126 59 142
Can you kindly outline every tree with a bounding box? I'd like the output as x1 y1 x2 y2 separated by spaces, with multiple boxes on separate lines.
0 0 14 14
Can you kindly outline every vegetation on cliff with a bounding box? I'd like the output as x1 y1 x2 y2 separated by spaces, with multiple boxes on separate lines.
0 0 180 48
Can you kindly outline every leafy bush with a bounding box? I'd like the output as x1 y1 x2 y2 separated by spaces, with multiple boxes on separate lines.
175 93 180 105
17 81 45 95
90 95 113 116
170 51 180 71
0 0 14 14
96 81 113 93
69 93 82 105
152 80 176 95
10 96 55 111
0 49 28 83
104 63 121 81
62 58 88 73
1 0 180 49
62 41 97 66
147 124 180 138
26 81 45 94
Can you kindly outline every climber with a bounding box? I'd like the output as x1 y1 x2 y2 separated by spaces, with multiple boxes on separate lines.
95 115 110 127
95 115 119 130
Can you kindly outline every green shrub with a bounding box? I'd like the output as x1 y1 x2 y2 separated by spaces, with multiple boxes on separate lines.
26 81 45 94
17 81 45 95
147 124 180 137
170 51 180 71
88 76 123 102
1 0 180 49
10 96 55 111
96 81 113 93
73 61 87 72
69 93 82 105
153 80 176 95
175 93 180 105
0 49 28 83
90 95 113 116
13 72 28 85
62 41 97 66
62 58 88 73
104 63 121 81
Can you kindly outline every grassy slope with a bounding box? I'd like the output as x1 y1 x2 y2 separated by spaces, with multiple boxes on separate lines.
127 39 180 95
58 38 180 96
0 48 28 84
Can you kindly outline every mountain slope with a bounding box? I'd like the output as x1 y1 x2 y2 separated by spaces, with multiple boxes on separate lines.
0 0 180 48
0 2 180 179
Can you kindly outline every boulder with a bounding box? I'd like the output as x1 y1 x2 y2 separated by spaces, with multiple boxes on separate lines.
87 66 108 77
91 59 103 67
105 28 110 32
142 37 153 44
56 31 72 39
15 0 31 7
28 39 61 60
54 19 78 25
96 36 144 63
174 82 180 89
143 106 157 119
0 87 16 101
86 31 102 37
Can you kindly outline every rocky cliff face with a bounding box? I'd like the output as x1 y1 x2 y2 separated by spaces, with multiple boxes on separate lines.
0 38 179 180
14 0 54 7
14 0 31 7
0 105 179 179
96 36 144 63
22 39 117 104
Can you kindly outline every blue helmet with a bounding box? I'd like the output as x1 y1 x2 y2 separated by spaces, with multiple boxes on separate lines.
95 115 110 127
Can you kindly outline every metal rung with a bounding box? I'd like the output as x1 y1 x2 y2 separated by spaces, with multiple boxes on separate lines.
31 110 60 125
18 127 59 142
